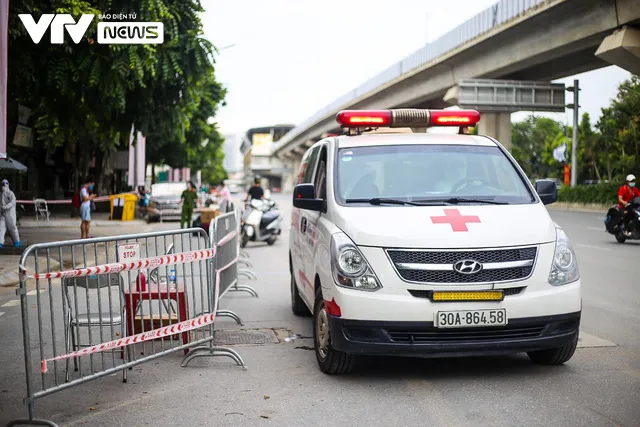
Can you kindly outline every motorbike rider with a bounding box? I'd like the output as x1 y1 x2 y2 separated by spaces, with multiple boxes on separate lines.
245 177 264 203
618 174 640 236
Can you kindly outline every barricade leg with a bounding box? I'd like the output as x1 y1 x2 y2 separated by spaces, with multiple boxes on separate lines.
228 270 259 297
215 309 243 325
237 259 253 269
180 323 246 368
6 418 60 427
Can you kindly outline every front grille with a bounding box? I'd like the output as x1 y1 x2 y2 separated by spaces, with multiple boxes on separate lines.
387 247 537 264
386 325 545 343
387 247 537 284
408 287 525 299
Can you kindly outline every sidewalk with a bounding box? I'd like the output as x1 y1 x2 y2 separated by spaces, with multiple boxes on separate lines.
18 212 148 228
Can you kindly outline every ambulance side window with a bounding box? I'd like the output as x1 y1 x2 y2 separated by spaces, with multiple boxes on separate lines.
314 146 328 199
297 150 310 185
303 146 321 184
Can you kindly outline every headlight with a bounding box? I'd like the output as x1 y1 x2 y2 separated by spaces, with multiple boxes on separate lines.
330 233 381 291
548 228 579 286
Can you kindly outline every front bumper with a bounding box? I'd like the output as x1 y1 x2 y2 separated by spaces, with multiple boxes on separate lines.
328 311 580 358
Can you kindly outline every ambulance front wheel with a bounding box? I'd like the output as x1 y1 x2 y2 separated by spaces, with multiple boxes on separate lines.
313 287 356 375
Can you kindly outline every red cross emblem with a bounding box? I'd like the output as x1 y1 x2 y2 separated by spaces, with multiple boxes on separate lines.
430 209 481 232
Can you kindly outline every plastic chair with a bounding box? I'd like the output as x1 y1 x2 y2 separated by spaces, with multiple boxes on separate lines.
34 198 50 222
62 274 127 383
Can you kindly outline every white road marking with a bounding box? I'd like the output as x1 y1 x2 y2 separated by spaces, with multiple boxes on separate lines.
575 243 612 251
1 300 20 307
586 226 605 231
26 289 47 296
578 331 617 348
0 312 4 317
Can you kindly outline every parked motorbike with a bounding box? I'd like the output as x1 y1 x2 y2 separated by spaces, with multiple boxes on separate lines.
241 198 282 248
604 196 640 243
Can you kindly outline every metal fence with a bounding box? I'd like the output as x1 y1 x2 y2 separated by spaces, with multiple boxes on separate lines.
7 225 245 427
273 0 553 150
181 209 259 366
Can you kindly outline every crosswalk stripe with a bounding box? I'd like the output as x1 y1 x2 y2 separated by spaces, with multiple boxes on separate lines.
1 300 20 307
26 289 47 296
578 331 616 348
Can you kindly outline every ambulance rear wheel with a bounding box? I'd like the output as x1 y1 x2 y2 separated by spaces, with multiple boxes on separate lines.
313 287 355 375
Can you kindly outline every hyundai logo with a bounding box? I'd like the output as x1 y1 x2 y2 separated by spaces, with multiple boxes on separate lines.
453 259 483 275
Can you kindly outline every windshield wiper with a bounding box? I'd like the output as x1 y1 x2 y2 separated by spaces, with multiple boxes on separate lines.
419 197 508 205
345 198 451 206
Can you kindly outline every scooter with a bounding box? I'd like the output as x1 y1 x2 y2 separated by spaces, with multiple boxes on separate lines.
604 196 640 243
241 198 282 248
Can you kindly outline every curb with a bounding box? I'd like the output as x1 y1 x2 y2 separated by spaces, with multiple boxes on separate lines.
0 270 20 287
549 202 610 213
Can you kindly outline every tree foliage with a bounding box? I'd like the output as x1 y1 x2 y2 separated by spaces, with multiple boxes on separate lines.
8 0 226 190
511 75 640 185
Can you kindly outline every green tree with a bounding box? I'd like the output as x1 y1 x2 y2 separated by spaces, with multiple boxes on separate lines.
8 0 226 193
595 75 640 181
512 115 566 179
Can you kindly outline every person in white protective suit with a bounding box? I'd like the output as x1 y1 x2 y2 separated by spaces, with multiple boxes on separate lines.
0 179 21 248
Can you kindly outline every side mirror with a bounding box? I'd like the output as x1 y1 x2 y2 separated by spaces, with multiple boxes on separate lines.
293 184 324 211
534 179 558 205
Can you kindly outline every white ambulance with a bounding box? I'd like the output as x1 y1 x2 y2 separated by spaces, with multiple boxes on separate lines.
289 109 581 375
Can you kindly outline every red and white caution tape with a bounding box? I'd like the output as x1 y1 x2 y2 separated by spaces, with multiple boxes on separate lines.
39 228 240 373
22 248 216 280
17 193 134 204
41 312 218 373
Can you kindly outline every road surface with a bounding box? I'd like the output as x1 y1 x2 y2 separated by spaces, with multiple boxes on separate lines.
0 196 638 426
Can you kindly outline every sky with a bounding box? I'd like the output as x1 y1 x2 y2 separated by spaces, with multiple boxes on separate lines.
201 0 632 136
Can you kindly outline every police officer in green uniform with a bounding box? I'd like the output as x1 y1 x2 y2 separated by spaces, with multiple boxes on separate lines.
180 181 199 229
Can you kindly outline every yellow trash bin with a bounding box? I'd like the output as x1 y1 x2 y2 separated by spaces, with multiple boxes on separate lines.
110 193 138 221
122 193 138 221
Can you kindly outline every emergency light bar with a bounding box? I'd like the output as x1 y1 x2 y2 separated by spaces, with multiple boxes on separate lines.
335 109 480 128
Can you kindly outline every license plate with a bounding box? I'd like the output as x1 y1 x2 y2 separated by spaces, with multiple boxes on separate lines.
435 309 507 328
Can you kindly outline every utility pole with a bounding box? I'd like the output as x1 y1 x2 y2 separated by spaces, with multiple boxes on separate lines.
566 79 580 188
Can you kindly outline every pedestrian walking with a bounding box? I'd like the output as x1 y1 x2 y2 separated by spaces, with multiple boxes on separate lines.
0 179 21 248
80 177 96 239
180 181 198 229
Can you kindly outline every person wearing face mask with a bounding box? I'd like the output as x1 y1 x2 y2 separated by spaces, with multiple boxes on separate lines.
80 177 96 239
0 179 20 248
618 174 640 236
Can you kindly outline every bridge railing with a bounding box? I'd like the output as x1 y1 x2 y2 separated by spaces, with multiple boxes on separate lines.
274 0 550 151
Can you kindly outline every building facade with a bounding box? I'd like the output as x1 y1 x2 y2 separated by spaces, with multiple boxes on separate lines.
240 125 294 191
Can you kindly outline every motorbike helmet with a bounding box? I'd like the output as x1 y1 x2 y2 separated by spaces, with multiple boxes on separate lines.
626 174 636 182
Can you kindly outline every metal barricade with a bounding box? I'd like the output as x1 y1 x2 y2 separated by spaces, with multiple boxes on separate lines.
228 208 259 296
181 211 247 367
7 227 241 427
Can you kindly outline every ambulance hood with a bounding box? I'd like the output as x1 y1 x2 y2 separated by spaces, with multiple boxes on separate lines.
333 203 557 249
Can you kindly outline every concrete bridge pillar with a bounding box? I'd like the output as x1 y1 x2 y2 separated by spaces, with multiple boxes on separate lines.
478 112 512 151
595 26 640 76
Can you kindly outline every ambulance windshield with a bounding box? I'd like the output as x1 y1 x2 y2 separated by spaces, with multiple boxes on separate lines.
335 144 535 205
